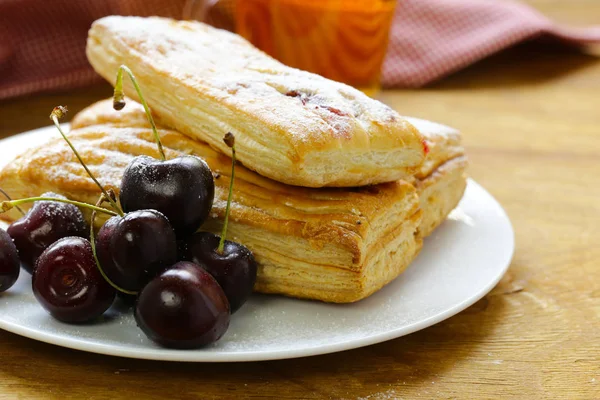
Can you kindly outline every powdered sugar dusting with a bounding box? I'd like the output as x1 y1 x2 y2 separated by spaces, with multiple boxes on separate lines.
357 389 398 400
35 192 87 231
89 16 421 181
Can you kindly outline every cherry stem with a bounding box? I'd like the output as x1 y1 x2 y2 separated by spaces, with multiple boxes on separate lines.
90 195 138 296
217 133 236 254
0 188 24 216
114 65 166 161
50 106 124 216
0 197 117 216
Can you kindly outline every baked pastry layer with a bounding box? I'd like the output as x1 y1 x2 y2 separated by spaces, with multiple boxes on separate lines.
71 99 468 237
0 101 467 303
71 99 466 190
86 16 426 188
417 156 468 238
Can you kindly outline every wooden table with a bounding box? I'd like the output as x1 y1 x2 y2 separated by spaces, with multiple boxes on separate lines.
1 3 599 399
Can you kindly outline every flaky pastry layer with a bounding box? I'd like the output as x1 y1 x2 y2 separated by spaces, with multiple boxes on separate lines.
86 16 426 188
0 101 467 303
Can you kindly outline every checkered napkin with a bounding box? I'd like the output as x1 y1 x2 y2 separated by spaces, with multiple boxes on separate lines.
382 0 600 87
0 0 187 100
1 0 599 100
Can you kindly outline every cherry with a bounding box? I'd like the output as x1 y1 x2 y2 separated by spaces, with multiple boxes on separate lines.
119 155 214 236
180 133 257 312
182 232 256 313
0 228 20 292
6 193 88 274
95 210 177 292
32 237 116 323
135 261 230 349
95 215 157 305
113 65 214 236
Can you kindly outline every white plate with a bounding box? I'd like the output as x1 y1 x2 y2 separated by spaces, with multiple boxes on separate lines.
0 126 514 362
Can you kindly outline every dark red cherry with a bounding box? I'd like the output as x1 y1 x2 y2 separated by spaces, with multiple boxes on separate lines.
119 155 214 236
7 193 87 274
135 261 230 349
94 211 140 313
181 232 257 313
94 214 119 283
0 228 20 292
32 237 116 323
95 209 177 292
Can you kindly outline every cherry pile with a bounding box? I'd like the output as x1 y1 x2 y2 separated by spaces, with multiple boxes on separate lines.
0 66 256 348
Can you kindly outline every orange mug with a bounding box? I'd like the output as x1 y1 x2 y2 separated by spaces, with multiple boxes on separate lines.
185 0 397 95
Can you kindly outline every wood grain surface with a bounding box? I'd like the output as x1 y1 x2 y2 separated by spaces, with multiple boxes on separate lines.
0 1 599 399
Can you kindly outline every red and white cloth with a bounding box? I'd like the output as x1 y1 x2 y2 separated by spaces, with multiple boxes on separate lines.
0 0 599 100
0 0 187 100
383 0 600 87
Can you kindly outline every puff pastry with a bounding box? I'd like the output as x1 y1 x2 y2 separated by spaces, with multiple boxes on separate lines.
0 100 467 303
86 16 427 188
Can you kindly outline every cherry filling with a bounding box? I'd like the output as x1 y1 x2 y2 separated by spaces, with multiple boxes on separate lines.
320 105 347 117
285 90 308 105
285 90 349 117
